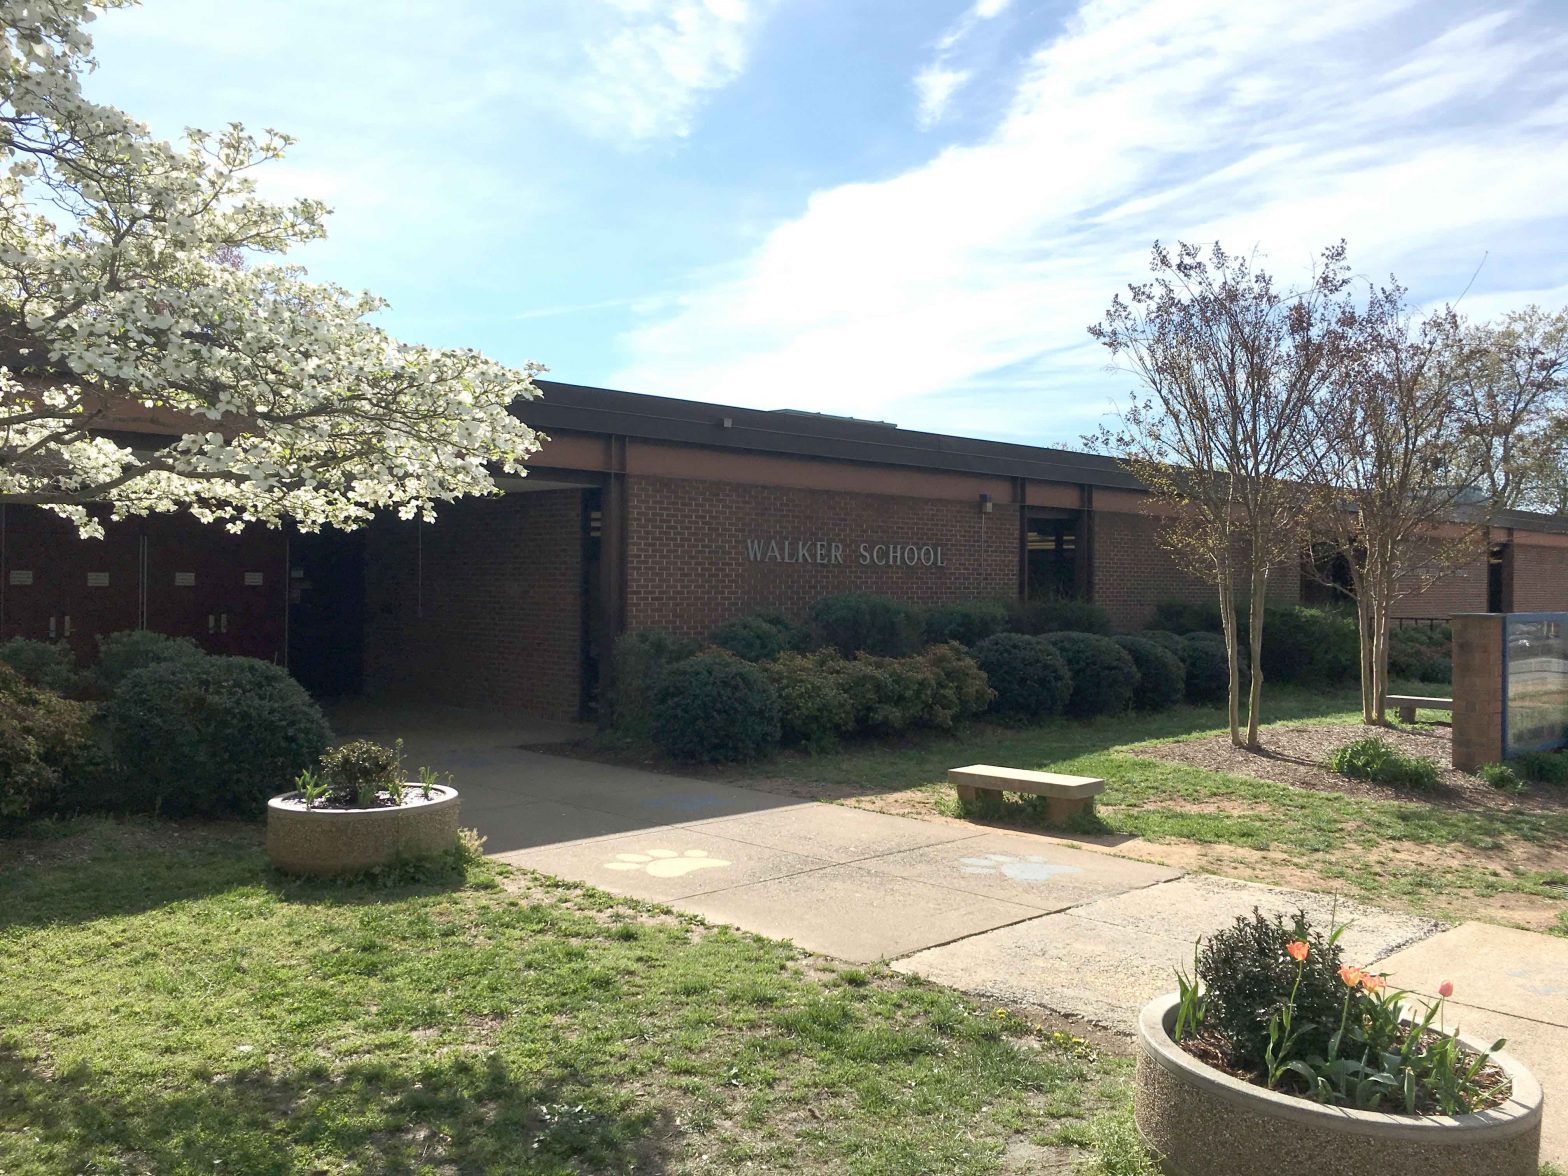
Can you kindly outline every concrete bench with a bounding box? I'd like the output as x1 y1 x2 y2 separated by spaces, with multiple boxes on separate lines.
1385 695 1453 723
949 764 1105 826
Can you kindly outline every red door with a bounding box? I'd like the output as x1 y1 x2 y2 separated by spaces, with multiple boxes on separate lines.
0 506 141 661
143 515 286 662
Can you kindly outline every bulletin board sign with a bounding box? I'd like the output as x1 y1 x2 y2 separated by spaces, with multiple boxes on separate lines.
1503 612 1568 755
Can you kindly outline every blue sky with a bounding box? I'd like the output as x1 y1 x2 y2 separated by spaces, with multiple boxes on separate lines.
88 0 1568 447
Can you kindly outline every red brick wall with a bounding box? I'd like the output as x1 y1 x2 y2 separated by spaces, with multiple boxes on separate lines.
363 490 583 720
1511 543 1568 613
1391 547 1488 619
624 476 1017 637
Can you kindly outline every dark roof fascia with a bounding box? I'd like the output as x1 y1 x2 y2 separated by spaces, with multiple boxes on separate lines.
521 380 1144 491
1490 508 1568 536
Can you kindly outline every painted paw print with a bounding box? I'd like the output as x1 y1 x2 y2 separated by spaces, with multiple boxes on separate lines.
603 849 731 878
958 853 1083 883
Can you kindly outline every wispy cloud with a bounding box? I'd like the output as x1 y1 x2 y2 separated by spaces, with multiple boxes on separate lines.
915 65 973 128
612 0 1568 442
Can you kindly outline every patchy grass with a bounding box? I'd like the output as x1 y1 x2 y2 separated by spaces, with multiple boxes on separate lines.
0 820 1137 1175
727 687 1568 929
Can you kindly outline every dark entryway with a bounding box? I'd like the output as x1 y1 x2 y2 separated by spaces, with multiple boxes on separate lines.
1024 513 1080 599
287 528 366 698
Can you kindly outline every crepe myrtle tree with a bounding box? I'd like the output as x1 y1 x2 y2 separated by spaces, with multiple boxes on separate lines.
1090 241 1352 750
0 0 542 537
1308 287 1494 726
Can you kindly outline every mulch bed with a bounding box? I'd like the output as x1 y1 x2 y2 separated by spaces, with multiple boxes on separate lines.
1132 722 1568 815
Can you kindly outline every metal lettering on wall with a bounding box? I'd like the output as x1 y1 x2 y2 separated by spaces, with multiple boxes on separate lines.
1504 613 1568 755
744 538 946 568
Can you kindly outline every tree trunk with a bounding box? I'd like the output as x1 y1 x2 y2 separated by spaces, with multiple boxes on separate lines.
1245 565 1269 750
1218 579 1241 747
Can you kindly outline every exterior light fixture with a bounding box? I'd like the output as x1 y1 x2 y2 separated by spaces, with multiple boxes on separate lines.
979 493 994 514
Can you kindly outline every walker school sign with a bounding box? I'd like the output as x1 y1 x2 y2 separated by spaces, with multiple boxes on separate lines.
744 537 947 568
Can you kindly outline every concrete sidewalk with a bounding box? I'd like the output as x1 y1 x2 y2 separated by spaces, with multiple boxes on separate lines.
339 709 1567 1165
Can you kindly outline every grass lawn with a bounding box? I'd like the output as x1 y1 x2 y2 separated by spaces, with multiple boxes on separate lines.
721 686 1568 932
0 820 1148 1176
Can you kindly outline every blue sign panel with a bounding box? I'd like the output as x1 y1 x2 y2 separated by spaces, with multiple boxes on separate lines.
1503 613 1568 755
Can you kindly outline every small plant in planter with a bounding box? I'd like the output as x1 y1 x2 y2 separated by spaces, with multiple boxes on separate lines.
266 739 462 877
1136 908 1542 1175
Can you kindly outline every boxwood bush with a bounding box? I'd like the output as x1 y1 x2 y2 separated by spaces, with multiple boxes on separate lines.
1256 606 1358 685
919 642 994 728
972 633 1072 719
711 614 794 662
607 628 699 737
1388 624 1452 684
1008 597 1112 636
0 664 99 823
923 600 1007 647
810 593 925 658
1179 632 1231 704
1041 632 1138 717
1139 629 1189 665
0 637 79 695
104 656 332 817
1113 634 1185 711
821 652 937 733
93 629 207 692
763 651 855 751
649 652 781 763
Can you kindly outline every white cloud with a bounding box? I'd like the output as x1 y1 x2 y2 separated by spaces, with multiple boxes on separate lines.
612 0 1568 442
572 0 780 142
916 65 973 128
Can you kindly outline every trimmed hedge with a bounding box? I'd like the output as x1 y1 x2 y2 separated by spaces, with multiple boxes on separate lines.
711 615 793 663
104 656 332 817
607 629 699 737
920 642 994 728
1388 624 1452 684
1008 597 1112 636
1139 629 1189 665
0 664 98 823
93 629 206 692
1179 632 1231 704
649 652 780 763
1042 632 1138 717
1150 600 1224 635
972 633 1072 719
923 600 1007 647
1114 634 1185 711
810 593 925 658
763 652 855 751
821 652 937 733
1256 606 1357 685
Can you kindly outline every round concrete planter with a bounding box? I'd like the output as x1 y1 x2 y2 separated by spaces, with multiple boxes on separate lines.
1135 992 1542 1176
266 786 460 877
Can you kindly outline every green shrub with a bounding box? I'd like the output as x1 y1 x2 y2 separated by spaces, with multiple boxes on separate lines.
104 656 332 817
1152 600 1225 635
1042 632 1138 717
649 652 780 762
0 638 78 694
1328 736 1439 791
1179 633 1231 704
1513 750 1568 786
918 643 994 728
1257 606 1359 685
822 652 937 733
1008 597 1112 636
1388 624 1452 684
93 629 206 692
1196 908 1350 1068
763 652 855 751
1113 635 1185 711
923 600 1008 647
607 629 699 736
1476 762 1524 794
972 633 1072 719
711 614 793 662
317 739 405 807
810 593 925 658
0 664 98 823
1139 629 1188 664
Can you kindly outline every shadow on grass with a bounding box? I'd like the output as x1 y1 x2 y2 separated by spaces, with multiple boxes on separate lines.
0 1042 677 1175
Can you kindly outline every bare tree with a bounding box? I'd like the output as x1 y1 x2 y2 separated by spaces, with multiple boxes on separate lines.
1310 288 1491 725
1091 242 1351 749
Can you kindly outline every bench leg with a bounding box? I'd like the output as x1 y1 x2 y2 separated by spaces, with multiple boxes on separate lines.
1398 705 1417 723
955 785 1002 812
1045 796 1093 827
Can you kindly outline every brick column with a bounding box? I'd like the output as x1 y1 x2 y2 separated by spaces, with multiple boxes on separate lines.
1451 612 1504 771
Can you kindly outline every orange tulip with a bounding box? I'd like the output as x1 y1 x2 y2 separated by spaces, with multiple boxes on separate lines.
1286 941 1309 962
1338 965 1365 988
1361 974 1386 993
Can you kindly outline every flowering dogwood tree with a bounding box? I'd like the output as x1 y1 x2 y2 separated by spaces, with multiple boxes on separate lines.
0 0 542 536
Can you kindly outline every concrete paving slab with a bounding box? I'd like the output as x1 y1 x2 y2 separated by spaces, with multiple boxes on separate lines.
1372 921 1568 1025
475 800 653 858
502 826 830 903
687 801 982 863
894 911 1191 1028
675 864 1043 963
1068 874 1442 967
857 830 1181 913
